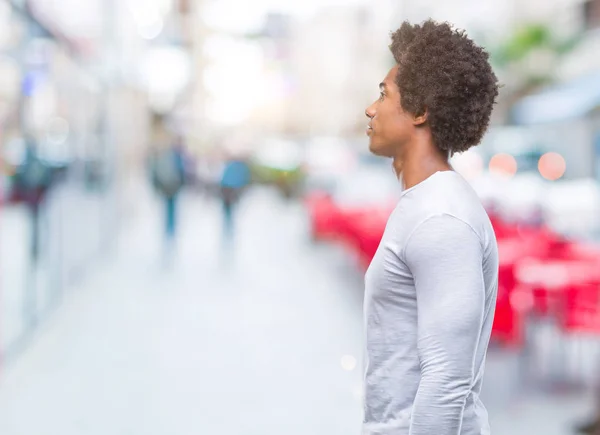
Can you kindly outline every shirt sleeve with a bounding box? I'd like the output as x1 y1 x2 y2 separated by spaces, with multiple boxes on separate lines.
403 214 485 435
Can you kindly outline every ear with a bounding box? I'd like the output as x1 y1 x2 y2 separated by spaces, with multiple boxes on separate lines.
412 108 428 126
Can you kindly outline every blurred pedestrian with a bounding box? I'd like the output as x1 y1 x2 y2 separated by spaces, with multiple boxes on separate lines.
362 20 499 435
12 139 54 327
13 140 53 262
219 156 251 239
150 137 186 253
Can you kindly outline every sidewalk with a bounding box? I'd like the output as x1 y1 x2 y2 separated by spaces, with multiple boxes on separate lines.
0 188 365 435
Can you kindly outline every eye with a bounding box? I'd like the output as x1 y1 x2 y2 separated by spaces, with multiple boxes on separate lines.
379 91 385 101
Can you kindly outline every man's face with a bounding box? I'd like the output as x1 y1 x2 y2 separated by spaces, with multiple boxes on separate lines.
365 65 413 158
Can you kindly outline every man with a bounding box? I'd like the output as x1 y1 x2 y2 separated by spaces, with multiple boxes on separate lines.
14 141 53 262
362 20 499 435
151 138 186 248
219 155 251 238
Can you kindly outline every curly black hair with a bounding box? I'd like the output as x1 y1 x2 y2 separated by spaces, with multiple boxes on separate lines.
389 20 499 155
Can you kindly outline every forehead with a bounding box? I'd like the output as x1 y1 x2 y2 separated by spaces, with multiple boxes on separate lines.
382 65 399 89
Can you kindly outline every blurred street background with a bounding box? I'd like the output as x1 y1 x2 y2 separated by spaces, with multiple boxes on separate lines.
1 0 600 434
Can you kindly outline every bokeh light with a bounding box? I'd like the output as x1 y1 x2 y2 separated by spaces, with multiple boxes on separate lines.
340 355 357 371
452 150 484 180
488 153 518 177
538 152 566 181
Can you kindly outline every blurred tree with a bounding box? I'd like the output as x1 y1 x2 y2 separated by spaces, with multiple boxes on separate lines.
489 23 581 120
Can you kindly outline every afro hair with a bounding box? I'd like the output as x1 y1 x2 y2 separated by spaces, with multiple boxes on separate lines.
389 20 499 155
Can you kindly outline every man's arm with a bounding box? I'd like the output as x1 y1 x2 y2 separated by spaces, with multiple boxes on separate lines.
404 214 485 435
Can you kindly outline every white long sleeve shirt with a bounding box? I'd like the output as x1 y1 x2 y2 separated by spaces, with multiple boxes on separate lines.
363 170 498 435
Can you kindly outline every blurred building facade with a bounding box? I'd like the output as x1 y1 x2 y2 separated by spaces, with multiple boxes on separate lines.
286 3 395 138
0 0 159 358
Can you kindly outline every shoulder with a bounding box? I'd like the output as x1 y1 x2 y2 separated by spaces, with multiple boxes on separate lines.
402 213 484 264
410 213 481 241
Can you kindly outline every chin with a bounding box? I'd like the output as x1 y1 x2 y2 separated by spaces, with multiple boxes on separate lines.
369 141 392 158
368 140 382 155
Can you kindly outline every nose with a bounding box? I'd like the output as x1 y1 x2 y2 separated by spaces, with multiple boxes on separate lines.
365 103 376 120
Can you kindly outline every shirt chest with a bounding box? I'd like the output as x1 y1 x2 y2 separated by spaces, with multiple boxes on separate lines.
365 236 415 306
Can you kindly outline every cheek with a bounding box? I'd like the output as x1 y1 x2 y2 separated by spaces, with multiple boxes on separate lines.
379 103 399 124
375 106 389 128
391 111 410 133
375 104 407 138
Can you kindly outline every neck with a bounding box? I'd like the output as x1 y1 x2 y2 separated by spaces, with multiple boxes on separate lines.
392 130 452 189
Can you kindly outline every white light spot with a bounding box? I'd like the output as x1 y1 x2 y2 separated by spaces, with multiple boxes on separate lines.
341 355 357 371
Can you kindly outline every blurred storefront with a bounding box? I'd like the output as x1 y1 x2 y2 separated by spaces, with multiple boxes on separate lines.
0 0 153 361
